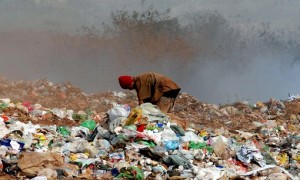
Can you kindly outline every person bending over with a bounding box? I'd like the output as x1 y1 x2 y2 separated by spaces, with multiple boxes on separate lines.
118 72 181 113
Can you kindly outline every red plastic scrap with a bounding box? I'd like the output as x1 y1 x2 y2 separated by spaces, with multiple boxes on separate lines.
22 101 34 111
1 115 9 122
228 158 248 172
136 124 146 132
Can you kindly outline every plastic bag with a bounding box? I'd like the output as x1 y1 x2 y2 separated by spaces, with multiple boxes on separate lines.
140 103 169 122
51 108 67 119
140 103 162 115
70 126 90 137
58 126 70 137
211 136 230 159
163 154 191 169
161 125 179 141
80 120 96 131
194 167 225 180
236 145 266 167
109 116 127 133
107 104 130 122
189 141 206 149
124 107 143 125
181 131 203 143
164 140 179 150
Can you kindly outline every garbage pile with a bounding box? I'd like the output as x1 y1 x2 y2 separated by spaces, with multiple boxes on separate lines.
0 77 299 179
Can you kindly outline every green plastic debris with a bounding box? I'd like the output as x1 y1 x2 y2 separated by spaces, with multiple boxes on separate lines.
146 125 157 131
206 146 214 153
117 166 144 180
189 141 206 149
0 102 8 110
138 140 156 147
189 141 213 153
80 119 96 131
58 126 70 137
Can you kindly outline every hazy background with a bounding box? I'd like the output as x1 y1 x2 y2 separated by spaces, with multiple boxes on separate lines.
1 0 300 104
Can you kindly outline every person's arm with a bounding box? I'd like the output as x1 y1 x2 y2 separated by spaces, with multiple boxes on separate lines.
138 100 144 105
135 77 144 105
136 87 143 105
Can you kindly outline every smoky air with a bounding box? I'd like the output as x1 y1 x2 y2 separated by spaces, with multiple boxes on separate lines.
0 0 300 105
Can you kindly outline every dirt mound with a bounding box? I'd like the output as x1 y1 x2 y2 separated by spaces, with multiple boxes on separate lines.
0 76 298 133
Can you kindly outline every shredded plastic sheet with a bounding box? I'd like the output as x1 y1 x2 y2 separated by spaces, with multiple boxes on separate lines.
239 164 299 180
193 166 225 180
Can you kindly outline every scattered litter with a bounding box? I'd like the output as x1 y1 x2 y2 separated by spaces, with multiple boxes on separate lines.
0 78 299 179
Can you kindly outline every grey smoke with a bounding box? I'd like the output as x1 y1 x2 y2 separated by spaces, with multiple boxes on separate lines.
0 0 300 104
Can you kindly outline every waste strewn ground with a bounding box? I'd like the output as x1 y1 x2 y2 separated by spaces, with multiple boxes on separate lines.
0 77 299 179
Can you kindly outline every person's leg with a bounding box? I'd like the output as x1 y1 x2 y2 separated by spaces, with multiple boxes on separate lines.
156 96 173 113
169 97 176 112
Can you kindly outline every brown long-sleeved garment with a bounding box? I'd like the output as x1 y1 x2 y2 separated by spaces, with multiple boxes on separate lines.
134 72 181 105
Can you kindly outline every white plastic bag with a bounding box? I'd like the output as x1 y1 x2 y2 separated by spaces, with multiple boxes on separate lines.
181 131 203 143
161 124 179 141
109 116 127 133
139 103 169 122
194 167 225 180
107 104 130 122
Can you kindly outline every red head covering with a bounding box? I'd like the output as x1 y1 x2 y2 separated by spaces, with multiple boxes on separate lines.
118 75 133 89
